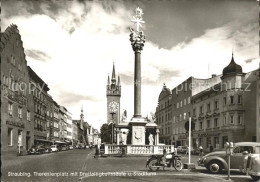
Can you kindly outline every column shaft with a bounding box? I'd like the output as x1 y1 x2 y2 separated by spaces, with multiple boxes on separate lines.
134 51 141 117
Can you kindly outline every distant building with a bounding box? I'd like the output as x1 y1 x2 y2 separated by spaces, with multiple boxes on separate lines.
192 54 258 151
1 24 34 154
28 66 50 146
52 101 60 141
156 75 221 146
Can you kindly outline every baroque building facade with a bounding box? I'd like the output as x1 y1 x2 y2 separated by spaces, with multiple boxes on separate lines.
192 54 258 151
1 24 33 154
156 53 259 149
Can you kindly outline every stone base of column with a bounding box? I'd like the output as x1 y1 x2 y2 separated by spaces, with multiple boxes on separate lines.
183 163 196 169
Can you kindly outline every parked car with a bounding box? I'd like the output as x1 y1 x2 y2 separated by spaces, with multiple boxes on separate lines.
28 145 45 155
177 146 188 154
44 145 52 153
198 142 260 174
61 145 67 151
69 145 73 150
51 145 59 152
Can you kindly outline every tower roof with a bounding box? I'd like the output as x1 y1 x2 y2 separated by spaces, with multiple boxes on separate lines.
107 74 110 85
111 62 116 83
222 53 243 77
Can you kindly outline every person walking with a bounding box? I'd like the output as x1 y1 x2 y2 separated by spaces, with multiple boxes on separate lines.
199 146 204 157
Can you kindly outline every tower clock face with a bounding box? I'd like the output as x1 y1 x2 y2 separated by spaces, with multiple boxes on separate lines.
109 101 119 112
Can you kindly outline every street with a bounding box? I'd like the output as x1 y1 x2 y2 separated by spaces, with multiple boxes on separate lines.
1 149 254 182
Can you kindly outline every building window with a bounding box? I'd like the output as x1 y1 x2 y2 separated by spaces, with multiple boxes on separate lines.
230 115 234 124
188 97 191 104
214 118 218 127
238 95 242 104
177 102 179 109
207 137 211 148
224 116 227 125
214 137 219 149
183 113 186 120
224 97 227 105
180 101 183 108
214 101 219 109
18 107 22 119
180 114 182 121
200 106 203 114
230 96 234 104
238 115 241 124
27 111 30 121
200 121 203 130
184 99 186 106
8 128 13 146
8 102 13 116
193 108 196 115
207 120 210 128
207 103 211 112
18 130 22 146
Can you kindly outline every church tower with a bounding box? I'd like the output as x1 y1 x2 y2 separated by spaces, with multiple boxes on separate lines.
80 106 84 130
106 63 121 125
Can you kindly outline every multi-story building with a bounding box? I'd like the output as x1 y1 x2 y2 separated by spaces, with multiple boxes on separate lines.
155 84 172 144
66 110 73 144
192 54 258 151
1 24 34 154
72 120 79 146
156 76 221 147
52 101 60 141
72 108 84 144
46 94 54 141
28 66 50 146
59 106 67 142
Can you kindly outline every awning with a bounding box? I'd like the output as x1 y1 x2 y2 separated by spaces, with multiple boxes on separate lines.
35 138 52 143
54 141 66 144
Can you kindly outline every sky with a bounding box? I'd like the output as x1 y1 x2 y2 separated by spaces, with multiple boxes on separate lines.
2 0 259 131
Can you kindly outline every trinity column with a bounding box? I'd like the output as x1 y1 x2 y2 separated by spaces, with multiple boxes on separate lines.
129 7 147 145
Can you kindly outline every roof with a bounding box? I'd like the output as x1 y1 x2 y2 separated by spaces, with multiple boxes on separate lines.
28 66 50 92
158 83 171 101
234 142 260 147
222 54 243 77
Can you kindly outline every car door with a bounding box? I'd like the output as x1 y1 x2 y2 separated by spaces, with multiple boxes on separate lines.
230 146 244 169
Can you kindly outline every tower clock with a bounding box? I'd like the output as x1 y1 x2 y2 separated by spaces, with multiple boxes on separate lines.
106 63 121 125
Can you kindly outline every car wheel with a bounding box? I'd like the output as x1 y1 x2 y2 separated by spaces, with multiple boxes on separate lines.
207 160 223 174
250 175 260 181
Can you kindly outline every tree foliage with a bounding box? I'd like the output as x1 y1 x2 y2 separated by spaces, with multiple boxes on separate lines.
100 123 112 143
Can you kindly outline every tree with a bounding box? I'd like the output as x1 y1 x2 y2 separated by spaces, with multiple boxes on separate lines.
100 123 112 143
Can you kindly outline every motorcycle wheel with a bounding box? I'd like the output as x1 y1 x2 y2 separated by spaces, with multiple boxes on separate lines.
174 160 183 171
250 175 260 181
148 159 160 171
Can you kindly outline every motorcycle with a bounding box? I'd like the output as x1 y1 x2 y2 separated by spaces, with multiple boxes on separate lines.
241 152 260 181
146 152 183 171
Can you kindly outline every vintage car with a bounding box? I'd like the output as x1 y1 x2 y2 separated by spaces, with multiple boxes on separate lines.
51 145 59 152
198 142 260 174
241 146 260 181
28 145 45 155
177 146 188 154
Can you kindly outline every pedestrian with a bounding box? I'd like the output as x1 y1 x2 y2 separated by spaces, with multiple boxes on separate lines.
186 147 189 155
199 146 204 157
210 145 213 153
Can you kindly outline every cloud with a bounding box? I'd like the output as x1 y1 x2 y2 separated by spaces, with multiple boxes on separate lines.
25 49 51 62
1 0 258 131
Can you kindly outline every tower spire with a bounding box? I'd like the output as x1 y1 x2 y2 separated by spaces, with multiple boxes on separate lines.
107 74 110 85
111 62 116 83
